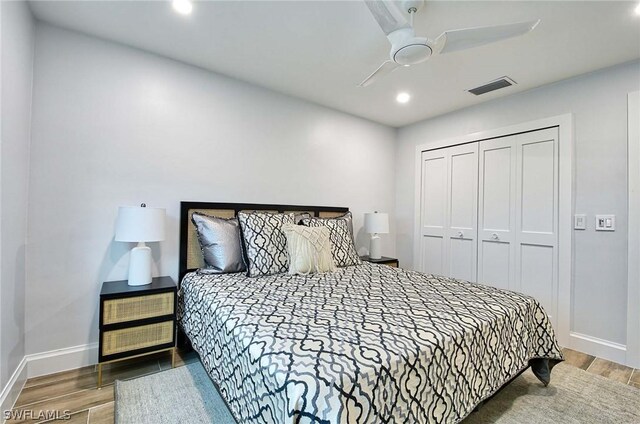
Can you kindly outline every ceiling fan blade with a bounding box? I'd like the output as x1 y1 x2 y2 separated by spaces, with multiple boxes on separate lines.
433 20 540 55
358 60 400 87
364 1 411 36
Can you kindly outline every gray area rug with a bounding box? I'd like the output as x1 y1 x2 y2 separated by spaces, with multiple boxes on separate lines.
115 362 236 424
463 362 640 423
116 361 639 423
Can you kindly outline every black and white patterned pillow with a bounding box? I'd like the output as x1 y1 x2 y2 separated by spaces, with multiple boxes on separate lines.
302 216 362 267
237 212 294 277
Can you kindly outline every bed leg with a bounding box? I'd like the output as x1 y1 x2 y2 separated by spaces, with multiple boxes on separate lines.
177 325 193 352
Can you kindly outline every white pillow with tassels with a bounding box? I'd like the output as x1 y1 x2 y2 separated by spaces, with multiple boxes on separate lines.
282 224 336 275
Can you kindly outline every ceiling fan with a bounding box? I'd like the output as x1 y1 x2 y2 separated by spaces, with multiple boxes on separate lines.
359 0 540 87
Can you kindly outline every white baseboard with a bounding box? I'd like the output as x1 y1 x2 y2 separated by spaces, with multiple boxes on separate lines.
25 343 98 379
1 344 97 420
0 357 28 415
569 332 627 365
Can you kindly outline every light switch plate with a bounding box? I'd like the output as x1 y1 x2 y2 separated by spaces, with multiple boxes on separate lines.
574 214 586 230
595 214 615 231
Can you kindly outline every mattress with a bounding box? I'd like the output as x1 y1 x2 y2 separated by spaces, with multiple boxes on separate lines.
179 262 563 424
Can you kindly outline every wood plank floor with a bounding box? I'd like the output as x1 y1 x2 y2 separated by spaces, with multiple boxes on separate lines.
5 348 638 423
5 350 199 424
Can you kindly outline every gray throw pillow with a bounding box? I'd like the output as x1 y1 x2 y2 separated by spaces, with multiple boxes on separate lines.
191 212 246 273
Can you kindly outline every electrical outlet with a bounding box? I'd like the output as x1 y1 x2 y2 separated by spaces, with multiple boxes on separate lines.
574 214 586 230
595 214 615 231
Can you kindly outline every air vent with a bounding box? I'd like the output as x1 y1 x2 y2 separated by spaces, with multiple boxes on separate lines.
467 77 516 96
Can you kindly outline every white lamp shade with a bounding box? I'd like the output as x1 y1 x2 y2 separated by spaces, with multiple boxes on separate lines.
364 212 389 234
115 206 166 242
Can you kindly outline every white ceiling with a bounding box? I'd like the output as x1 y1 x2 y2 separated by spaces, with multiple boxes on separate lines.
29 1 640 127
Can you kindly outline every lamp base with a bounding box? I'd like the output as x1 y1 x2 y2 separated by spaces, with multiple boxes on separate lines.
128 244 152 286
369 234 382 260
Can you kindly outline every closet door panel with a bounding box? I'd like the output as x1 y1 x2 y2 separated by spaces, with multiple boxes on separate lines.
478 136 517 289
480 241 511 290
481 147 512 232
449 239 475 280
520 139 555 234
422 155 447 230
516 128 559 325
447 144 478 281
520 244 554 312
422 236 444 276
420 150 448 275
449 148 477 230
419 144 478 280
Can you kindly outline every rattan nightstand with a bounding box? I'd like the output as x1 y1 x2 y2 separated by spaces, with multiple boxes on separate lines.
360 256 399 267
98 276 177 387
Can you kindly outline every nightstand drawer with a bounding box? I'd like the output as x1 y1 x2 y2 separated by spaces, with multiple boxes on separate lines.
102 292 174 325
101 321 174 357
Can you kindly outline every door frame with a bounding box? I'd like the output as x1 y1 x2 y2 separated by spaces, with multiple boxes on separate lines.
627 91 640 368
413 114 573 347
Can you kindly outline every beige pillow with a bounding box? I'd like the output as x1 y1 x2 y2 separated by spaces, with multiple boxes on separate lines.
282 224 336 275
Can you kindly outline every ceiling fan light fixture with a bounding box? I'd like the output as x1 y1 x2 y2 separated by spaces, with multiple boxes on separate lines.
359 1 540 88
393 43 432 66
396 92 411 104
172 0 193 16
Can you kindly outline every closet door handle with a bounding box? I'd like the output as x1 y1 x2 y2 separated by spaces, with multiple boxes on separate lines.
491 233 499 240
457 231 464 238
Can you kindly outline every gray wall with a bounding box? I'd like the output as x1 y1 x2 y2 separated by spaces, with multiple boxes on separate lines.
26 24 397 356
396 60 640 346
0 0 34 389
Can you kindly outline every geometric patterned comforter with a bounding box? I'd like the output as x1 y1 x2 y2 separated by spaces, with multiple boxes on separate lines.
179 262 563 424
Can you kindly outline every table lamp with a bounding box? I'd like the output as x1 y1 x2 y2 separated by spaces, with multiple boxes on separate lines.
364 211 389 260
115 204 166 286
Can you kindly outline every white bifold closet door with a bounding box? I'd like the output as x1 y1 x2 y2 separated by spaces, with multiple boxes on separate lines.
419 143 478 282
418 127 559 326
477 127 559 324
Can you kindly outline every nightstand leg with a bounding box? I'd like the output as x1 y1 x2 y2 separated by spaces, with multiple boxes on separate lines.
171 347 176 368
97 363 102 388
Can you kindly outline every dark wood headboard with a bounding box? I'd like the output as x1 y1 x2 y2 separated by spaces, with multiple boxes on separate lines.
179 201 349 282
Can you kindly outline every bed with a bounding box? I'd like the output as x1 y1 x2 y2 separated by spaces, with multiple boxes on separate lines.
177 201 563 424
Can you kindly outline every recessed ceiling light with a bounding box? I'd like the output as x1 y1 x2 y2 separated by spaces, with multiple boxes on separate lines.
396 92 411 104
172 0 193 15
635 3 640 15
